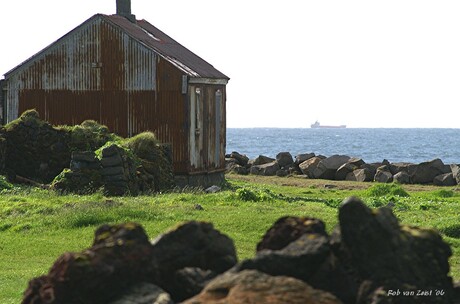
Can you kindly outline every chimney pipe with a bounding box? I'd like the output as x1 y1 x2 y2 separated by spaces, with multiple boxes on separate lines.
116 0 136 23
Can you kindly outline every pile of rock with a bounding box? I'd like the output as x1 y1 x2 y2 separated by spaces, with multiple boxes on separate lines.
226 151 460 186
22 197 460 303
0 109 71 183
0 110 175 195
52 143 174 196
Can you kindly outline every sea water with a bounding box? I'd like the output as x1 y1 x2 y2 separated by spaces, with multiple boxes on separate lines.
226 128 460 164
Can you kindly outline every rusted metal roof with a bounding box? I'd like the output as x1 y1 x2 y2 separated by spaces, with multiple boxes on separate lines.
105 15 229 80
4 14 229 81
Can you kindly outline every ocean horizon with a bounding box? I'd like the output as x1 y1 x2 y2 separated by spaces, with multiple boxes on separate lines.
226 128 460 164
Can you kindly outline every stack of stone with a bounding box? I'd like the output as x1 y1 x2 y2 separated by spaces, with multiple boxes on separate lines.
70 151 101 171
99 144 139 196
52 151 102 193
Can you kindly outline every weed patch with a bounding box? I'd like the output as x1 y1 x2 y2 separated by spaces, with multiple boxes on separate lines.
366 183 409 197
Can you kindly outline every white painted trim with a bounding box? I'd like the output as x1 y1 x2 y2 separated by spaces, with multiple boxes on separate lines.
188 78 228 85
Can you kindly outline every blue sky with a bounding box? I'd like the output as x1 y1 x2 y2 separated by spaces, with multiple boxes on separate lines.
2 0 460 128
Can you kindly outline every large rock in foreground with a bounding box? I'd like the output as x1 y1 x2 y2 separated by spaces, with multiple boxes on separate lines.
150 221 237 301
22 223 155 304
337 197 455 303
183 270 343 304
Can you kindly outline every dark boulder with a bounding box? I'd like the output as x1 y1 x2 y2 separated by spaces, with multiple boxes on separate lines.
336 163 359 181
374 166 393 183
22 223 155 304
295 152 315 166
434 173 456 186
239 233 331 280
390 162 417 175
411 158 446 184
252 155 275 166
276 152 294 168
313 155 351 180
232 165 249 175
336 197 455 303
276 169 289 177
229 151 249 167
346 168 373 182
150 221 237 301
250 161 280 176
256 216 327 252
393 171 411 184
299 156 322 178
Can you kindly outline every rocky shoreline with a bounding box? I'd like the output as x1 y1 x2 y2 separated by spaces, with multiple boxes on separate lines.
22 197 460 303
226 151 460 186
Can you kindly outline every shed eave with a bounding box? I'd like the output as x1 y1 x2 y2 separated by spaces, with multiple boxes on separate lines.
188 78 229 85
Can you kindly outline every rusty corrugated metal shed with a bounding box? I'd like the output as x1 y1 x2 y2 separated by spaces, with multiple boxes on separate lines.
2 10 228 182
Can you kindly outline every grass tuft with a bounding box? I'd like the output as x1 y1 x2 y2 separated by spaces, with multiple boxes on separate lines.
366 183 410 197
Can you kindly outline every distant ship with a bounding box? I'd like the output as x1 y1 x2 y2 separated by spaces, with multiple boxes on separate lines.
311 121 346 129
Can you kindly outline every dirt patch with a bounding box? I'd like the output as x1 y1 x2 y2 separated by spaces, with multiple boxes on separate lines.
226 173 447 192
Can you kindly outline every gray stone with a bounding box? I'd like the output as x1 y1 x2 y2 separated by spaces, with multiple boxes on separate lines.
346 168 373 182
374 166 393 183
229 151 249 167
411 158 445 184
347 157 365 167
252 155 275 166
109 282 173 304
251 161 280 176
231 165 249 175
276 152 294 168
299 156 322 178
249 165 261 175
393 171 411 184
390 162 417 175
295 153 315 165
433 173 456 186
336 163 358 181
313 155 351 180
225 158 238 172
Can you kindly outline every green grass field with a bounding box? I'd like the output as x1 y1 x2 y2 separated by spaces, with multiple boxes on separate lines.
1 175 459 303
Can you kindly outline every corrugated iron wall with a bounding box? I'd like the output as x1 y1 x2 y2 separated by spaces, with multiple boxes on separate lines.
129 58 188 173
